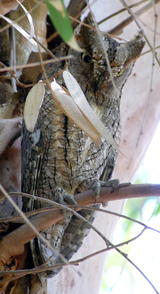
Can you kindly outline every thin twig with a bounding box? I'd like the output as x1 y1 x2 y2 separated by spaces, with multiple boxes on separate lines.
98 0 149 25
108 0 160 44
142 45 160 55
5 191 160 234
0 56 73 74
0 227 146 278
120 0 160 66
1 227 158 294
0 184 73 268
0 184 112 262
125 0 160 170
115 247 160 294
76 205 160 234
0 184 160 261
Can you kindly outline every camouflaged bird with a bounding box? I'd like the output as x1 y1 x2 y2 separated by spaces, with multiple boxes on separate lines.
22 14 144 277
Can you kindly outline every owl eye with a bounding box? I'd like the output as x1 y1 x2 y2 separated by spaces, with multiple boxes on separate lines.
116 68 124 77
81 53 92 63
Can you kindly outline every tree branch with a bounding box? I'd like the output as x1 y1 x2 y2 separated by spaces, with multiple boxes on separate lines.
108 0 160 35
0 183 160 266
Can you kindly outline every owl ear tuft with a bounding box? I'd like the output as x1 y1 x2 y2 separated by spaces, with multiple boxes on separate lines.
78 13 103 54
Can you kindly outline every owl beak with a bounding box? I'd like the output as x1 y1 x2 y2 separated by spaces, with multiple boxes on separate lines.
94 78 102 92
93 59 108 92
94 74 106 93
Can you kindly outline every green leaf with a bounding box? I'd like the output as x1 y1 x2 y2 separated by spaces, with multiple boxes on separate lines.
46 0 82 51
154 203 160 216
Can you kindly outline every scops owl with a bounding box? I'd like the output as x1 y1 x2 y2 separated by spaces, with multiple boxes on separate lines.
22 13 145 277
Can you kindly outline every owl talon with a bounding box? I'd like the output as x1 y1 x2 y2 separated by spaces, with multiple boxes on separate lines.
91 179 119 205
55 188 77 217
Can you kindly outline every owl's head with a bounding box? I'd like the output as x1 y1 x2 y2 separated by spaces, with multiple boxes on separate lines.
67 13 145 94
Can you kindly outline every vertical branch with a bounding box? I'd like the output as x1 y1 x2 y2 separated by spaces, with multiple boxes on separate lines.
120 0 160 66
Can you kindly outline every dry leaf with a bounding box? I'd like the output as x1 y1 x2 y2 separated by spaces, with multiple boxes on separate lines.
24 82 45 132
0 14 38 49
16 0 35 38
0 118 22 155
50 80 101 147
63 70 119 150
